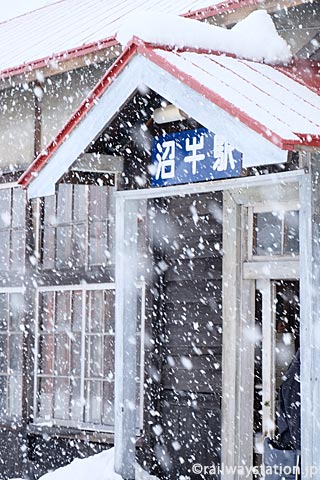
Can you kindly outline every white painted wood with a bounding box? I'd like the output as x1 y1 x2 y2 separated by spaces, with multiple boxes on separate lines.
221 191 241 480
28 56 144 198
27 53 292 198
243 259 300 280
116 170 304 201
140 57 288 168
257 280 276 439
299 156 320 478
114 197 139 479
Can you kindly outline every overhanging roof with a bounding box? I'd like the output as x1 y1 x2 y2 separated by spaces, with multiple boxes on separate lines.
0 0 308 82
18 39 320 197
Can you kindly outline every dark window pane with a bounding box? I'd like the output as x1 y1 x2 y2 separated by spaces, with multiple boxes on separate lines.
54 378 70 420
73 185 87 222
40 292 55 332
89 221 108 265
0 294 8 330
43 225 55 269
38 377 53 418
44 195 56 226
11 230 25 271
70 377 82 420
0 335 8 372
0 376 8 415
54 334 70 376
85 380 102 423
253 212 282 255
71 333 81 377
73 224 86 267
0 230 10 270
71 292 82 332
9 374 22 416
89 186 108 221
105 290 115 333
284 211 299 255
39 335 54 375
12 189 25 228
102 381 114 425
9 334 23 372
0 190 11 229
56 292 70 331
9 293 24 331
56 225 72 266
89 291 104 332
57 184 72 223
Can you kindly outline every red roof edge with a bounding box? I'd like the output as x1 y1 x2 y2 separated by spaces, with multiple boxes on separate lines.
276 57 320 95
0 36 118 81
295 134 320 147
137 43 296 151
183 0 259 19
18 40 138 189
1 0 254 81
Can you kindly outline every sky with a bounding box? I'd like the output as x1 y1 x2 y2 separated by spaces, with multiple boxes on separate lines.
0 0 56 22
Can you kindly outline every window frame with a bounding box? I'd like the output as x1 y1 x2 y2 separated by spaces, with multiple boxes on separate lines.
33 282 145 432
0 286 25 422
247 201 300 262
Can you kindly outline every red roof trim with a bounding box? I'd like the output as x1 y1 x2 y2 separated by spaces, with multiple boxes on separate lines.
0 36 118 80
18 39 320 189
18 41 138 188
137 44 296 150
183 0 259 18
0 0 255 81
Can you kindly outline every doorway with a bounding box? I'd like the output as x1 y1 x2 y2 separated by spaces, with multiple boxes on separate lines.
254 280 300 466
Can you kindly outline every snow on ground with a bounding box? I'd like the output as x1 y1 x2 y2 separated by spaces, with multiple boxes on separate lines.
10 448 158 480
117 10 292 64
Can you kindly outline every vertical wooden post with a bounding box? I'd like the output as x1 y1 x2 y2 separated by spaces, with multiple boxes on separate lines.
222 191 241 479
114 197 138 480
299 154 320 478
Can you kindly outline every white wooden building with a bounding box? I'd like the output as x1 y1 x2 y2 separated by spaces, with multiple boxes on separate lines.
0 1 319 479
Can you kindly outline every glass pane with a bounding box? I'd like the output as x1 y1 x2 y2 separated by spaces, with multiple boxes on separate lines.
85 380 102 423
88 335 103 377
38 377 53 418
104 336 114 380
57 184 72 223
73 185 87 222
71 291 82 332
53 378 70 420
0 335 8 372
56 225 72 267
0 294 8 330
284 211 299 255
9 334 23 372
0 376 8 415
102 381 114 425
89 186 108 221
54 334 70 375
71 333 81 377
56 292 70 331
40 292 55 332
73 224 86 267
44 195 56 226
43 225 55 270
70 377 82 421
12 189 25 228
0 230 10 270
253 212 282 255
105 290 115 333
9 293 24 331
39 335 54 375
11 230 25 271
89 221 108 266
0 189 11 229
9 375 22 416
89 291 104 332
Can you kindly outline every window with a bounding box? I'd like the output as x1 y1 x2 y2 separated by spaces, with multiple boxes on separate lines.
252 210 299 257
42 184 115 269
34 284 145 430
0 188 25 272
0 291 24 418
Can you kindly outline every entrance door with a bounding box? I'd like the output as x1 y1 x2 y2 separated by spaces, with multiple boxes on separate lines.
253 280 300 465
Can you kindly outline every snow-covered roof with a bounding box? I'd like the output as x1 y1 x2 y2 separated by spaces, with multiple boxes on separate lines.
18 38 320 194
0 0 232 80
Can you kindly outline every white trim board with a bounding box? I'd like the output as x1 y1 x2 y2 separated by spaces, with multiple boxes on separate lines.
27 53 288 199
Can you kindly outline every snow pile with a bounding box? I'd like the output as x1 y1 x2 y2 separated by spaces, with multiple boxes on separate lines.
117 10 291 64
18 448 158 480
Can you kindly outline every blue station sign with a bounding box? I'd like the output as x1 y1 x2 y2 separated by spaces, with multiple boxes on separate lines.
151 128 242 187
